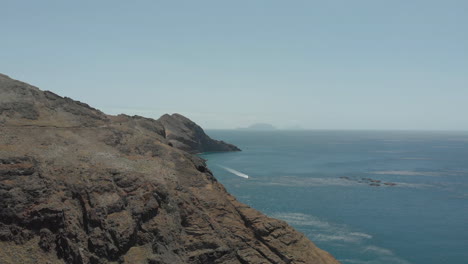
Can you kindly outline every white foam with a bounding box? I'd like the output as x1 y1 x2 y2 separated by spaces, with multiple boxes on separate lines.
219 165 249 179
271 212 372 244
391 182 432 188
349 232 373 239
272 212 412 264
364 245 393 255
340 259 372 264
371 170 463 177
273 212 332 229
362 246 413 264
265 176 359 187
314 234 365 243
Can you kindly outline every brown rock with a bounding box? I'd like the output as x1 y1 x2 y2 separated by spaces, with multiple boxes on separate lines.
0 73 339 264
158 113 241 154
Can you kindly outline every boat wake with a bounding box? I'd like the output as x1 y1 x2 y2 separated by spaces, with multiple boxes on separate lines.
219 165 249 179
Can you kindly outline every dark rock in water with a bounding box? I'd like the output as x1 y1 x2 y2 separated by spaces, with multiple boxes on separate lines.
342 176 396 188
0 73 339 264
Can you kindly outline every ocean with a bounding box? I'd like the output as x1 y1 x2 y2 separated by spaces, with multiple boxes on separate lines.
200 130 468 264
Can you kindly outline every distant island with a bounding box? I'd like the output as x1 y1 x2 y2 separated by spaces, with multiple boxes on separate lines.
238 123 277 131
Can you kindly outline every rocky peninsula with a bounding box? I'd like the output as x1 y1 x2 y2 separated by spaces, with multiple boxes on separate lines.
0 73 339 264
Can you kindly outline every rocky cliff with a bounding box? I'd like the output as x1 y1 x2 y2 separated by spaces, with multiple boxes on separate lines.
157 114 240 154
0 73 339 264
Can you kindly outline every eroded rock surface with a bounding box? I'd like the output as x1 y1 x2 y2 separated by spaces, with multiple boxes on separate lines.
158 113 240 154
0 74 339 264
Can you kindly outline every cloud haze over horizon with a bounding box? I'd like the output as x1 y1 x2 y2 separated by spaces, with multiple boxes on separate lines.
1 1 467 130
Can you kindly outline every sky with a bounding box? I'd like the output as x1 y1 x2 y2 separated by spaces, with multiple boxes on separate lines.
1 0 467 130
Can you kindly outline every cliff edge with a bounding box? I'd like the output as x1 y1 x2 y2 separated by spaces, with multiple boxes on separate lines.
0 74 339 264
157 113 240 154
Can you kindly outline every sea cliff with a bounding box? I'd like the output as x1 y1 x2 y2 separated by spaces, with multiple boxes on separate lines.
0 73 339 264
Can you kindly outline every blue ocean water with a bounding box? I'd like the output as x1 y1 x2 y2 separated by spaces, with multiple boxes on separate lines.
200 130 468 264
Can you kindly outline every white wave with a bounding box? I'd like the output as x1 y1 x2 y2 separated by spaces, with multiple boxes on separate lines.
219 165 249 179
349 232 373 239
273 212 332 228
364 245 393 255
371 170 464 177
362 246 413 264
399 157 433 160
272 212 412 264
271 212 372 243
341 257 412 264
371 150 403 153
314 234 368 243
340 259 372 264
260 175 433 189
265 176 360 187
372 170 438 176
391 182 432 188
455 193 468 199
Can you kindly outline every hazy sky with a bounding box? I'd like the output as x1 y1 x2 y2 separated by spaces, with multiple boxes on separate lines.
1 0 467 130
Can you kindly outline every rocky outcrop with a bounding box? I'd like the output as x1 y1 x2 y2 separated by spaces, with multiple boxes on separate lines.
157 113 240 154
0 73 339 264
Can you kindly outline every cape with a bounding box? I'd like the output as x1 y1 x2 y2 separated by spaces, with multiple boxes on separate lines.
0 73 339 264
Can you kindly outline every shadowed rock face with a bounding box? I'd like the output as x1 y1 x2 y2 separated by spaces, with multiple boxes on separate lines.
0 74 340 264
157 113 241 154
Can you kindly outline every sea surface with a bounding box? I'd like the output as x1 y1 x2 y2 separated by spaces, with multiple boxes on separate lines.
200 130 468 264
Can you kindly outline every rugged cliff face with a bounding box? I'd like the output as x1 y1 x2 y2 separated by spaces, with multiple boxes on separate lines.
157 113 240 154
0 74 339 264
